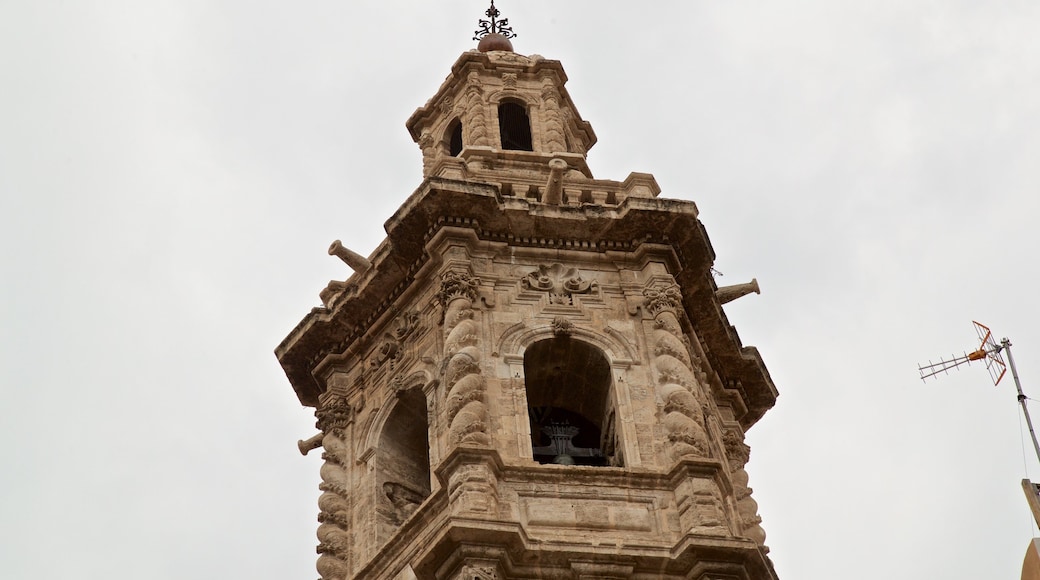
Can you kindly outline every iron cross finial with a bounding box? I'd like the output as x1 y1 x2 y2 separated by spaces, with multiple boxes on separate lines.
473 1 516 41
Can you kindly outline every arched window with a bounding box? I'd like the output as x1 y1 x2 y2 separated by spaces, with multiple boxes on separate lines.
375 389 431 532
447 119 463 156
523 337 620 466
498 101 533 151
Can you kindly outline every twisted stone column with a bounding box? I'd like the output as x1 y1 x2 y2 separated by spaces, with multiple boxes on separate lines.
541 79 567 153
438 271 490 447
464 74 491 148
314 397 354 580
723 429 767 544
643 283 709 460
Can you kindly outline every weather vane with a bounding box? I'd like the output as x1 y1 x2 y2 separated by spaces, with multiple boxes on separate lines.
473 1 516 41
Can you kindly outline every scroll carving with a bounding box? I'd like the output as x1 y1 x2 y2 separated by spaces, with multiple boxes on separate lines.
371 311 420 369
522 263 597 305
643 282 710 460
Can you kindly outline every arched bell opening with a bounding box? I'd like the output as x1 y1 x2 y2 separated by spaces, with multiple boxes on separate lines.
374 389 431 534
446 118 463 157
523 337 621 467
498 100 533 151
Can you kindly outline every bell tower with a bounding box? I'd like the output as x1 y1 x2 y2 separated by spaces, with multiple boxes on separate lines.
276 5 780 579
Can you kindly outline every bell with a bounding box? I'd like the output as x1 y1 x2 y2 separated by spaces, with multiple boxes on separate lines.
552 454 575 465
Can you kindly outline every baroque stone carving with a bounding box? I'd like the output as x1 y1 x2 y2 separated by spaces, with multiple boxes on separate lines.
372 311 420 369
418 130 437 175
316 397 355 435
464 73 491 147
383 481 426 525
541 78 567 153
438 271 481 308
315 396 354 580
644 282 710 460
439 271 490 447
522 263 597 305
722 428 766 544
643 284 683 317
551 316 574 336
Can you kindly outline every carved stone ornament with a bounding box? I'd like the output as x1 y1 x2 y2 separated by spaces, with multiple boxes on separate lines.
723 429 751 466
522 263 597 305
438 270 480 307
643 283 683 317
315 397 354 433
551 316 574 336
501 72 517 89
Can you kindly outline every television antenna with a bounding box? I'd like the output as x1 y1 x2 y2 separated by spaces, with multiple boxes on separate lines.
918 321 1039 463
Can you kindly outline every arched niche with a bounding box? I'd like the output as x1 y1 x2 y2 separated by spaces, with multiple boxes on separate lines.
498 100 533 151
523 337 621 466
445 118 463 156
374 388 431 534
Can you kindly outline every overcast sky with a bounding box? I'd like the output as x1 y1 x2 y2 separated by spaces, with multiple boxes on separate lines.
3 1 1040 579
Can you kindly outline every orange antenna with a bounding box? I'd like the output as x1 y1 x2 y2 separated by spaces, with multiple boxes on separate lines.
918 321 1007 385
919 321 1036 463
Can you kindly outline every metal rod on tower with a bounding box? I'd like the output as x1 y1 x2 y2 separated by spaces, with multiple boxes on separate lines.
1005 339 1040 465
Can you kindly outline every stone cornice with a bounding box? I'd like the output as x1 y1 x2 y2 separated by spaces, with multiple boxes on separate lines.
275 176 776 428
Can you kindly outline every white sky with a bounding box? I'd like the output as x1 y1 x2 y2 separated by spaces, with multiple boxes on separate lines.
3 1 1040 579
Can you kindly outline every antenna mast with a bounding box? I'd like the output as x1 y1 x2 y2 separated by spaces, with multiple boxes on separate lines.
919 321 1040 464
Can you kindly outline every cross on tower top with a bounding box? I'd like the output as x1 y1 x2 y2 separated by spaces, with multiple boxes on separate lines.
473 1 516 41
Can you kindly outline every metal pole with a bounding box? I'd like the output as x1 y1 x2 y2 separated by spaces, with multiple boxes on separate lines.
1005 338 1040 465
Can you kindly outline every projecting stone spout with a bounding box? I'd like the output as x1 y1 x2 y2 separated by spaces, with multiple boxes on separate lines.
716 278 760 305
328 240 372 273
543 158 568 205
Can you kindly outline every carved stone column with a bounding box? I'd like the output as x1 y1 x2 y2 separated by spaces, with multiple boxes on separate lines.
419 130 437 176
464 74 491 148
439 270 490 447
540 78 567 153
643 283 710 461
723 429 767 545
314 396 355 580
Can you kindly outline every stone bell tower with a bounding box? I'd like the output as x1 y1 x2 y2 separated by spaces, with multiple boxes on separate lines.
276 5 780 579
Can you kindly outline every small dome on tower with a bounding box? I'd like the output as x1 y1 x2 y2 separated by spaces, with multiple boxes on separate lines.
477 32 514 53
473 1 516 53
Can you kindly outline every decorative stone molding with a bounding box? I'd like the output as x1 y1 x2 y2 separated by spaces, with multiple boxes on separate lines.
521 263 597 305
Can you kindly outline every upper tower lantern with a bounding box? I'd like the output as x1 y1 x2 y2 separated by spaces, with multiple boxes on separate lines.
406 3 597 183
277 5 780 580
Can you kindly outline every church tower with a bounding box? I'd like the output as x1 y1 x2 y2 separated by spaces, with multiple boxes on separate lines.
277 5 780 579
